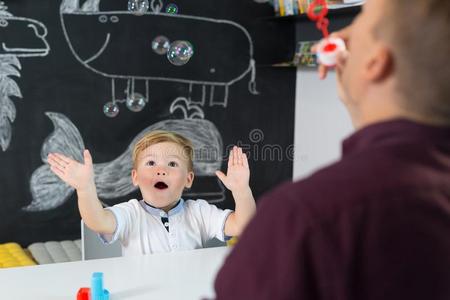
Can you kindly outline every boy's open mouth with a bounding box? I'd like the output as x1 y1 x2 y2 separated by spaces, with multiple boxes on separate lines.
154 181 168 190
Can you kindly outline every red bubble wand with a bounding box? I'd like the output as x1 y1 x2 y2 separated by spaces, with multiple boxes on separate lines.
307 0 330 38
307 0 346 67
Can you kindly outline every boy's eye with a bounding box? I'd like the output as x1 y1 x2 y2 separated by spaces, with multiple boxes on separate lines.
146 160 155 166
168 161 178 167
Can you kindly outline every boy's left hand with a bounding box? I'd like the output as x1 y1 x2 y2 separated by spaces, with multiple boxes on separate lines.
216 146 250 194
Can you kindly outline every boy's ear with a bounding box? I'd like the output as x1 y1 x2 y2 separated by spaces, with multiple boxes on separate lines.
185 171 194 189
131 169 139 187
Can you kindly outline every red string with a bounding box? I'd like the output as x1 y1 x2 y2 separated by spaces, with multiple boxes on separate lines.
307 0 330 37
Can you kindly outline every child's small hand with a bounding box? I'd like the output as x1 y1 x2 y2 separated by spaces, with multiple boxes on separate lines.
216 146 250 194
47 149 95 192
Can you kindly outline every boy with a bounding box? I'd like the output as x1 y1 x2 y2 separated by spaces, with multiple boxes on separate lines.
47 130 256 256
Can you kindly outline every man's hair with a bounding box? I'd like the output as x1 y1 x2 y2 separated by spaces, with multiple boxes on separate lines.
132 130 194 171
379 0 450 125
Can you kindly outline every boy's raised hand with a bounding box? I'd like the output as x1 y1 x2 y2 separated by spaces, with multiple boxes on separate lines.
216 146 250 193
47 149 95 191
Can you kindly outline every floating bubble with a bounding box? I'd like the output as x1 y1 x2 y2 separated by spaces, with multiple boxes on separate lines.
126 93 147 112
166 3 179 14
152 36 170 55
103 102 119 117
128 0 149 16
167 40 194 66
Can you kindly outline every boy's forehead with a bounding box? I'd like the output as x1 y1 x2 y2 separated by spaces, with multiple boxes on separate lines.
139 142 187 158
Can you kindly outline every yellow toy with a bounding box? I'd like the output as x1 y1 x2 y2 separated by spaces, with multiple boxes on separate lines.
0 243 36 268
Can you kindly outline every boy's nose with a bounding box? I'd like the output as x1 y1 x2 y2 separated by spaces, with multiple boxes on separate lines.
157 171 166 176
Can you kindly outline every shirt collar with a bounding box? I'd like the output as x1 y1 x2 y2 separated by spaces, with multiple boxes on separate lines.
342 118 450 157
140 198 185 217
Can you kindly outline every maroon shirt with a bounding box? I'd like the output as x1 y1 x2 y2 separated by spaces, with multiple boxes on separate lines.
215 119 450 300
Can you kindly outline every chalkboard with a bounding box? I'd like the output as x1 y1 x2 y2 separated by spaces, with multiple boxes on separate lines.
0 0 296 246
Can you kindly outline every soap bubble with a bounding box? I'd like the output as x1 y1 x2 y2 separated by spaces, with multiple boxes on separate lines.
152 36 170 55
166 3 179 14
103 102 120 117
126 93 147 112
167 40 194 66
128 0 149 16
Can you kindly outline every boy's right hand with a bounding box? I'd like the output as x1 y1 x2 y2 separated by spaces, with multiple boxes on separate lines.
47 149 95 192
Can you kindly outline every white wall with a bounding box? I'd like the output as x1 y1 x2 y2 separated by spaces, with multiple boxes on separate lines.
293 69 354 180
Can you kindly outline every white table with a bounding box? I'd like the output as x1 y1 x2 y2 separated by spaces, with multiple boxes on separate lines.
0 246 230 300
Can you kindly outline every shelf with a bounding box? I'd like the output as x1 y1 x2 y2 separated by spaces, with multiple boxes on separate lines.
256 62 298 68
258 3 361 68
262 5 361 22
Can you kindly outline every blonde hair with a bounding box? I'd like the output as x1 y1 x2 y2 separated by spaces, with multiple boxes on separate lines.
378 0 450 125
132 130 194 171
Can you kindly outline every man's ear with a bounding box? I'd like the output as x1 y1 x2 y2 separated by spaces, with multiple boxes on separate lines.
185 171 194 189
131 169 139 187
365 45 393 82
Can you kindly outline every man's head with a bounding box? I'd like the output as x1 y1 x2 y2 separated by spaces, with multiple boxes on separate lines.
131 131 194 211
337 0 450 127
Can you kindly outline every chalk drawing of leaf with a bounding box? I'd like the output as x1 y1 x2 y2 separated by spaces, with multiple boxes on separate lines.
0 55 21 70
0 57 22 151
0 63 21 77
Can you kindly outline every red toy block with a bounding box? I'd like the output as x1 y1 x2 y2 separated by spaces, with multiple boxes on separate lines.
77 287 90 300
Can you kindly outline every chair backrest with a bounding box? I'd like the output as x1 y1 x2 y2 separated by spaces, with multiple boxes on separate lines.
204 237 226 248
80 220 122 260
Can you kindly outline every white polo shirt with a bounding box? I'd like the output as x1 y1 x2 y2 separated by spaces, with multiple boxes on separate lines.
99 199 232 256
